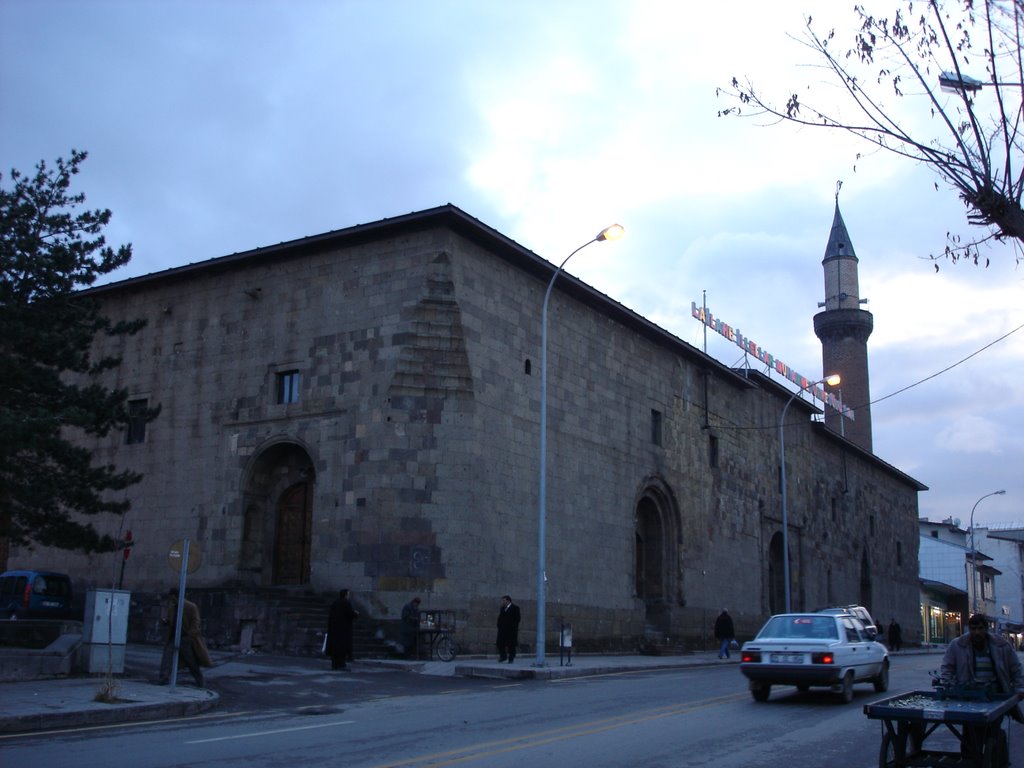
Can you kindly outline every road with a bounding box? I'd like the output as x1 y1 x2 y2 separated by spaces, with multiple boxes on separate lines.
3 652 1022 767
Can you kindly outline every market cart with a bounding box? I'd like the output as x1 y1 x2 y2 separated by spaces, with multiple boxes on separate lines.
864 688 1019 767
416 609 456 662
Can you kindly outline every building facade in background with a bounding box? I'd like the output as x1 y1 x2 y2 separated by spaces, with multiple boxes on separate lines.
918 518 1024 648
4 205 924 653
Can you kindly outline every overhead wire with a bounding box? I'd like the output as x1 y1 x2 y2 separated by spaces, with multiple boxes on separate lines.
701 319 1024 433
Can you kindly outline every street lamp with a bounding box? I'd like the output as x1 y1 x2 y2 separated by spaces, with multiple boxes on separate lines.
939 70 986 93
778 373 840 613
939 70 1024 93
969 489 1007 614
536 223 624 667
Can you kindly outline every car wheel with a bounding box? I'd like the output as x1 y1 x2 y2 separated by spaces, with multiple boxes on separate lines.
750 682 771 702
873 660 890 693
839 670 855 704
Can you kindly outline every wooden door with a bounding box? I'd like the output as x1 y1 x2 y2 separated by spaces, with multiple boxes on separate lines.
273 482 312 585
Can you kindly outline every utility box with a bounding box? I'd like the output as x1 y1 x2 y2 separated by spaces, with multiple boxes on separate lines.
80 589 131 673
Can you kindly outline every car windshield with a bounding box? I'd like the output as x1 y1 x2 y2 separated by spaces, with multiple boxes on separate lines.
756 615 838 640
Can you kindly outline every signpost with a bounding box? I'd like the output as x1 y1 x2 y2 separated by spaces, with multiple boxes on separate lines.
165 538 201 691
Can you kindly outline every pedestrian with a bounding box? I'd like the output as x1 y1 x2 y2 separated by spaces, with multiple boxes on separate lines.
159 588 210 687
400 597 421 658
326 588 359 670
714 609 735 659
941 613 1024 759
496 594 521 663
887 618 902 652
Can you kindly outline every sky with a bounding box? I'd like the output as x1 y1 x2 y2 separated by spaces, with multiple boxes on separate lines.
1 1 1021 528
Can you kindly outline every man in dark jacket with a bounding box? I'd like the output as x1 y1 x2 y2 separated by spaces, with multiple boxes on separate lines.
326 589 359 670
941 614 1024 759
887 619 903 652
942 614 1023 695
496 595 521 663
714 609 735 659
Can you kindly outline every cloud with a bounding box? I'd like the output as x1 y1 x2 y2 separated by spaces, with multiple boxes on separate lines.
935 414 1006 455
2 0 1021 530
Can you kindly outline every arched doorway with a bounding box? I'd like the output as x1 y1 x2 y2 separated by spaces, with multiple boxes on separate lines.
859 549 873 612
634 479 680 636
635 498 664 603
241 441 316 586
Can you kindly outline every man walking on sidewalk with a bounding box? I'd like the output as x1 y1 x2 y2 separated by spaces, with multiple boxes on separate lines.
159 588 209 687
714 609 735 659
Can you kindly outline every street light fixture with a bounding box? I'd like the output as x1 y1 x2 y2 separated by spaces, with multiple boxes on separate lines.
939 70 985 93
969 489 1007 615
536 223 624 667
938 70 1024 93
778 373 841 613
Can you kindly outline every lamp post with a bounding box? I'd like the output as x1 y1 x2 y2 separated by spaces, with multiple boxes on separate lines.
778 374 840 613
938 71 1023 93
536 223 623 667
969 489 1007 615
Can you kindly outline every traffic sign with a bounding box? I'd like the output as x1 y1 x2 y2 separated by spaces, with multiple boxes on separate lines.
168 539 202 575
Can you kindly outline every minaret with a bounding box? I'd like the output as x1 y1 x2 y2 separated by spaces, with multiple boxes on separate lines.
813 194 874 452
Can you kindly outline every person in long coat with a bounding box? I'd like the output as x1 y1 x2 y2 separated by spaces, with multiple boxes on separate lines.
159 588 210 687
887 619 903 652
714 609 735 659
496 594 521 663
326 588 359 670
400 597 421 658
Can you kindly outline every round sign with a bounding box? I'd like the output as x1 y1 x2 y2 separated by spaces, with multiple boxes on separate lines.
167 539 202 575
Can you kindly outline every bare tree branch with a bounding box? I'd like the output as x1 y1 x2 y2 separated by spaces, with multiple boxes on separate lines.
718 0 1024 267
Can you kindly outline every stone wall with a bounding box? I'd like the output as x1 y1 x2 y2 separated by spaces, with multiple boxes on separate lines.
5 211 923 654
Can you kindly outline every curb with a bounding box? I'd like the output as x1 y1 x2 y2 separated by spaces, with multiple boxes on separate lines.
0 688 219 736
455 658 737 680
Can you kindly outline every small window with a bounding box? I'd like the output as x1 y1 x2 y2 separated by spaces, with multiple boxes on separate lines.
125 398 148 444
276 370 300 404
651 409 662 446
708 434 719 468
524 359 532 375
896 540 903 566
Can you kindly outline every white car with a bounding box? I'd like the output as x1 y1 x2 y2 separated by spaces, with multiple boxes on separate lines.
739 612 889 703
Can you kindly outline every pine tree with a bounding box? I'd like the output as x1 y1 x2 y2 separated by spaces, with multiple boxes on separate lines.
0 150 156 552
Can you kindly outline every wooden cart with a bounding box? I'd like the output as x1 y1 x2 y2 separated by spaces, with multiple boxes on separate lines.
416 609 456 662
864 689 1019 767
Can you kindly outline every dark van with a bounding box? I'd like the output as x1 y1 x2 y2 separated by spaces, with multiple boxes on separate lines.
0 570 74 619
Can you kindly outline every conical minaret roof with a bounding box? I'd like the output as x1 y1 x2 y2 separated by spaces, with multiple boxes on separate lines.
823 202 858 263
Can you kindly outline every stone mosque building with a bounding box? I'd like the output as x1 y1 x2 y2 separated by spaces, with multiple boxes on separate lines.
6 203 925 654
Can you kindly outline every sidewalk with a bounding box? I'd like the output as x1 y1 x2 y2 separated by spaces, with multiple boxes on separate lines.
0 675 216 735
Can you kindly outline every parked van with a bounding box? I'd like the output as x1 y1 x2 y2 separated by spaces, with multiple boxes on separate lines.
817 605 879 640
0 570 74 619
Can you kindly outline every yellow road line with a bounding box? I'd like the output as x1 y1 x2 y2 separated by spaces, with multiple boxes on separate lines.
370 692 746 767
